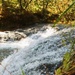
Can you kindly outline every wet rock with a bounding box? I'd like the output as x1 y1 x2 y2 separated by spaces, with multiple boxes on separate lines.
33 62 62 75
0 31 26 42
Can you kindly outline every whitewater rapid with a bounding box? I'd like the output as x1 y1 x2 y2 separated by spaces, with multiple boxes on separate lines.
0 24 75 75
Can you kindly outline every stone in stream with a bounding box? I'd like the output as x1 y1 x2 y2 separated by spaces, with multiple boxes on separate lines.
36 62 62 75
0 26 75 75
0 31 26 42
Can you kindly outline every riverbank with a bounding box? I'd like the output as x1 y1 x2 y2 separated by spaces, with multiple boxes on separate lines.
55 39 75 75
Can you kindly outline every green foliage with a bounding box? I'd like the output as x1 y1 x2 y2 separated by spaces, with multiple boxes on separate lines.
0 0 74 14
55 67 62 75
21 68 26 75
0 0 75 30
55 39 75 75
54 1 75 26
63 52 71 71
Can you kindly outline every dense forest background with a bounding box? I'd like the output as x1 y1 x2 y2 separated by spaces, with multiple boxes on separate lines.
0 0 75 30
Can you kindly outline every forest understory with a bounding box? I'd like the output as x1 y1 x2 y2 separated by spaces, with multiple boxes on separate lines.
0 9 75 31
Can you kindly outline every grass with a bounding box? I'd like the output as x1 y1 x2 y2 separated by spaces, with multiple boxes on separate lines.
21 68 26 75
53 1 75 27
55 36 75 75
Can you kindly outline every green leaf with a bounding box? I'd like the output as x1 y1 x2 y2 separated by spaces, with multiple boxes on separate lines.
55 67 62 75
64 52 71 62
21 68 25 75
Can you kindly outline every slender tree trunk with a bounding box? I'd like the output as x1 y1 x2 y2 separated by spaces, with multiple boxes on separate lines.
25 0 32 9
18 0 23 10
2 0 5 7
42 0 45 18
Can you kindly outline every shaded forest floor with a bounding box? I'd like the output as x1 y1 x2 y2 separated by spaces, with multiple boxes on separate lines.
0 10 75 31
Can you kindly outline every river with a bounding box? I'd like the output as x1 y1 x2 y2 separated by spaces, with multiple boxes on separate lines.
0 24 75 75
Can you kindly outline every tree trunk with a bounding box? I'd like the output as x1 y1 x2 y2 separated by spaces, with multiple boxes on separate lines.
18 0 23 10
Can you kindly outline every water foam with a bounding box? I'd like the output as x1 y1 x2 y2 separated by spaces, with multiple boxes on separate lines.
0 25 75 75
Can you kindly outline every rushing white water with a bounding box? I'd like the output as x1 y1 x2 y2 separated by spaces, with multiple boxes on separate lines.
0 24 75 75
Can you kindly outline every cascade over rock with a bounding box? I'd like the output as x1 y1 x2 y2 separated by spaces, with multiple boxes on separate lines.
0 24 75 75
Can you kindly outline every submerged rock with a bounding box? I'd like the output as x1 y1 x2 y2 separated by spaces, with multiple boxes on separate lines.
0 25 75 75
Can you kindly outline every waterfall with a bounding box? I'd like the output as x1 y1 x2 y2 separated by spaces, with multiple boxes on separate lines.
0 24 75 75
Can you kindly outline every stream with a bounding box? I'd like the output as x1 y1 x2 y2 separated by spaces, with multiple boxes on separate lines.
0 24 75 75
